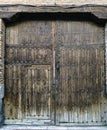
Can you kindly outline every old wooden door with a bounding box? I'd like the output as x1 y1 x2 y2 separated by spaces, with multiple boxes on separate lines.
4 20 106 125
4 21 54 124
55 21 106 125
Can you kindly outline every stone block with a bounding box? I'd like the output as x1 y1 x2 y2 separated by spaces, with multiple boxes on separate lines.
0 99 2 112
0 98 4 126
0 84 4 99
0 114 4 126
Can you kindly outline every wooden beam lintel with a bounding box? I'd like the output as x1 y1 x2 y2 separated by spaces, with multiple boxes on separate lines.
0 4 107 20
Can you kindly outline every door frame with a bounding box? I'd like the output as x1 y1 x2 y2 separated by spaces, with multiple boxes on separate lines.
0 5 107 125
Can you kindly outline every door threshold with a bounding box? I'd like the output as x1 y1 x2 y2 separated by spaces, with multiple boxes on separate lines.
1 125 107 130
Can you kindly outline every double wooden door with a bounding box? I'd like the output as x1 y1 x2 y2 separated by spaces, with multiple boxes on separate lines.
4 20 106 125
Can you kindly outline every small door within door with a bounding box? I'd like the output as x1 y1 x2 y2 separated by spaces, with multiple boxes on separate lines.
21 65 51 120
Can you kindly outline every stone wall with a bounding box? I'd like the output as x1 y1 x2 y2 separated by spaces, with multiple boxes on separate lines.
105 24 107 95
0 0 106 5
0 19 5 126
